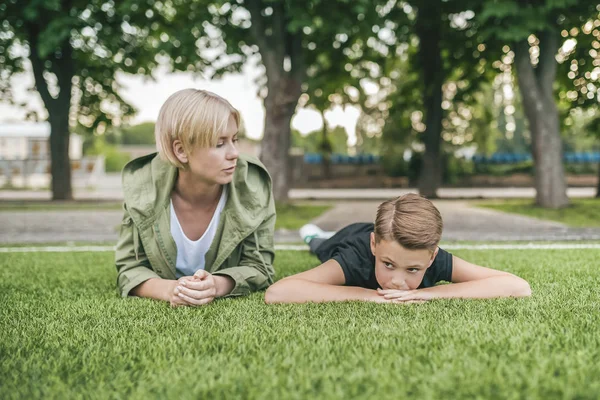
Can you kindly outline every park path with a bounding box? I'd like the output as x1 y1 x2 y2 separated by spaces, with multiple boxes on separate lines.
1 199 599 244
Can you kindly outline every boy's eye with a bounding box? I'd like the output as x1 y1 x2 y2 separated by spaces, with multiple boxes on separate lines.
407 268 419 273
384 262 394 270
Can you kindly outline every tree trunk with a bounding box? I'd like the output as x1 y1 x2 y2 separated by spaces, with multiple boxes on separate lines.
415 3 444 198
596 161 600 198
260 77 301 202
514 32 568 208
319 109 331 179
28 29 74 200
48 109 72 200
247 0 304 202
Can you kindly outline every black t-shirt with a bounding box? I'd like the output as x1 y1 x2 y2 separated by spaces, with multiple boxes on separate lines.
313 222 453 289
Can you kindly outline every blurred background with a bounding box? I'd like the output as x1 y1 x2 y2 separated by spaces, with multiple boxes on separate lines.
0 0 599 210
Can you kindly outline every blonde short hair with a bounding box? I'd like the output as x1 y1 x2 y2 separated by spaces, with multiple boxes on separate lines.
374 193 443 252
155 89 240 168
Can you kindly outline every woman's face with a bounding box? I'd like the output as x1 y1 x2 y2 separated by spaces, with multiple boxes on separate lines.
174 114 239 185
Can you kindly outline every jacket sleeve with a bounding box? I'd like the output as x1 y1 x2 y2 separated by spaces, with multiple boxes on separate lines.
115 204 160 297
213 201 276 297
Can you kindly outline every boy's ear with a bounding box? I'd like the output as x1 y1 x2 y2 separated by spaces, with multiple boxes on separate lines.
172 139 188 165
370 232 376 256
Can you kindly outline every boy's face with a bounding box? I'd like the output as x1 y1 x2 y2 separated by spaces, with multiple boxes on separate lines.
370 232 438 290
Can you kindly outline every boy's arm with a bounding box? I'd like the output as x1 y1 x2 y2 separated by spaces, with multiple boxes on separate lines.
265 259 388 304
379 255 531 301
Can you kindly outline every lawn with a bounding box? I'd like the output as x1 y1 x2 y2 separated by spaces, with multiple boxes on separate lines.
274 202 331 230
1 247 599 399
475 198 600 227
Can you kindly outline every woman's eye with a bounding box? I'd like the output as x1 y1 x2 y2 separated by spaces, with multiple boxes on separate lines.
216 142 224 148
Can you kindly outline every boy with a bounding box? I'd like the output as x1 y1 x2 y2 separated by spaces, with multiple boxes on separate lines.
265 194 530 304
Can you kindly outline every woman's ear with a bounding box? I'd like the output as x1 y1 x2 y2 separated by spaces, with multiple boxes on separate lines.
172 140 188 165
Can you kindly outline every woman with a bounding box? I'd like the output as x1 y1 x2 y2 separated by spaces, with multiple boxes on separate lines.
115 89 276 307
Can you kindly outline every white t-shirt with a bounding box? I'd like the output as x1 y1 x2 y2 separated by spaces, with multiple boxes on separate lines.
170 187 228 278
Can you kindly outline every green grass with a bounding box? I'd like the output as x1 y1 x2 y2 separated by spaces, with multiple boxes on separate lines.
475 198 600 227
275 202 331 230
1 248 600 399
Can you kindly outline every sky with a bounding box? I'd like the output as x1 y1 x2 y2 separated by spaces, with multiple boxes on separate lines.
0 61 361 145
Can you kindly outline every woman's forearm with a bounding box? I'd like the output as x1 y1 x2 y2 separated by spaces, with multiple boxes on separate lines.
265 278 382 304
131 278 175 302
423 275 531 299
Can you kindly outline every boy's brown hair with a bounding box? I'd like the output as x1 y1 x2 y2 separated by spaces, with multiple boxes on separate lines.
374 193 443 252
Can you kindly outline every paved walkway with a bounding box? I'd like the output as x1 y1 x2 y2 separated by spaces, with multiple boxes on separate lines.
1 200 599 244
311 200 600 242
0 187 596 201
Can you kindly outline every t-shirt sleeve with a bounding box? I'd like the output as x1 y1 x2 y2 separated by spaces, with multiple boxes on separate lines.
427 247 453 284
330 237 373 287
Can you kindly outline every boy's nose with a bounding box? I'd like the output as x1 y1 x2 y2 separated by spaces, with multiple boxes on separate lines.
390 277 409 290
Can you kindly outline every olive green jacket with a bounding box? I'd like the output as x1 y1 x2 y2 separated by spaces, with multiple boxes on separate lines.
115 152 276 298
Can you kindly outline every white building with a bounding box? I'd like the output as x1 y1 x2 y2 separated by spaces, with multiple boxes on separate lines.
0 122 82 160
0 122 97 189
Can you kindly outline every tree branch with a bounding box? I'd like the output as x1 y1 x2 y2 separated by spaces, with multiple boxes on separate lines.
245 0 279 74
271 0 286 61
513 39 541 109
26 25 56 117
537 29 558 101
289 31 304 82
55 44 75 107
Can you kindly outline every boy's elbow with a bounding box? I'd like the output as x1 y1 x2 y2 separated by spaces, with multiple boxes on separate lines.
512 277 532 297
264 282 285 304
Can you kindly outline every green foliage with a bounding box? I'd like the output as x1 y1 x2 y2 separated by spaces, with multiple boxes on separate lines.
380 147 408 178
84 138 130 173
0 0 172 129
478 0 585 41
120 122 156 145
2 249 600 398
291 127 349 155
444 155 475 184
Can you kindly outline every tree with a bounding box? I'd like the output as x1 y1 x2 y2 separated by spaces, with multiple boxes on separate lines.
157 0 380 201
479 0 598 208
353 1 497 196
0 0 164 199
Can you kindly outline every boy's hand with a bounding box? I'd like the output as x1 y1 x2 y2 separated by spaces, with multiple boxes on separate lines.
377 288 434 303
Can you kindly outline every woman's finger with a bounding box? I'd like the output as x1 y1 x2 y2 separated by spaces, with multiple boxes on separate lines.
181 279 213 292
177 292 214 306
177 286 216 301
193 269 210 280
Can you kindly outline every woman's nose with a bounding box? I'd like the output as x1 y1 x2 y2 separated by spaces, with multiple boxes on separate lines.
227 143 239 159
